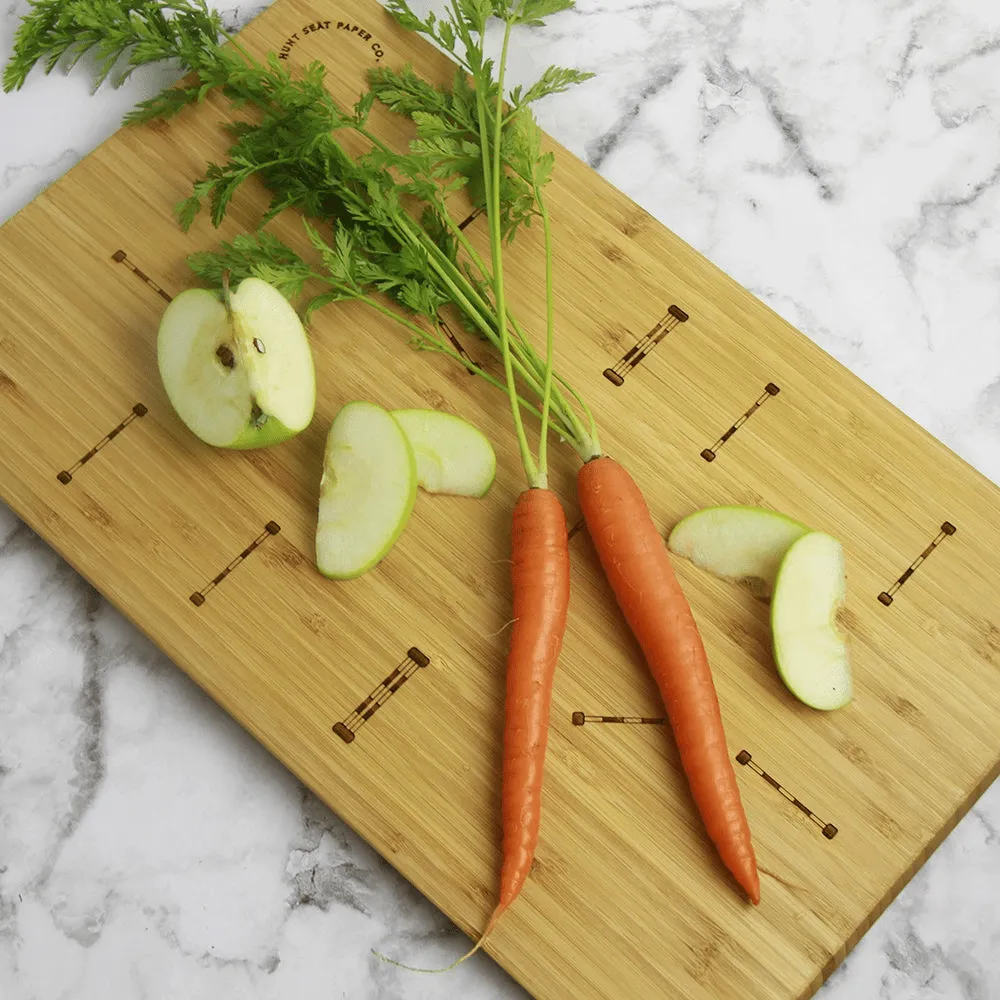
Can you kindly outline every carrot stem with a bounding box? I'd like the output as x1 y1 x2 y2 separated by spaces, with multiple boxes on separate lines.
398 214 581 448
482 17 540 487
535 184 555 475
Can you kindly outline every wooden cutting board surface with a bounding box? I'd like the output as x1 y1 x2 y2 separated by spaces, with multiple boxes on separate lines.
2 1 999 997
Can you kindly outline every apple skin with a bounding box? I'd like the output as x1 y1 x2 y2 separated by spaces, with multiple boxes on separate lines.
221 413 307 450
315 402 418 581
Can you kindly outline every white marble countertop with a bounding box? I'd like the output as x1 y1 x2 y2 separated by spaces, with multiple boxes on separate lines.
2 1 999 997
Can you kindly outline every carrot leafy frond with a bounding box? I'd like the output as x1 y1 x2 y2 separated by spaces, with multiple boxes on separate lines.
4 0 598 463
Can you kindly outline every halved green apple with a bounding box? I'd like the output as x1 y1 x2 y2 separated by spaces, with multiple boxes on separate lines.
771 531 852 710
316 401 417 580
390 408 496 497
667 505 810 597
157 276 315 449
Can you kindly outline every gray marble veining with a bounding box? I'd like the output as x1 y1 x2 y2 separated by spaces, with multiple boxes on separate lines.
1 1 999 997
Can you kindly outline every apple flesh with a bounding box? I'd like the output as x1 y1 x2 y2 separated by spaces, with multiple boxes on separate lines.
390 408 496 497
315 401 417 580
157 277 316 449
771 531 852 710
667 505 810 598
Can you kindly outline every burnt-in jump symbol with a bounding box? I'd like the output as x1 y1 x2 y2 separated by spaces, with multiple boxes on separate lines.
572 712 665 726
603 305 689 386
111 249 173 303
457 207 483 231
736 750 837 840
440 318 478 375
190 521 280 606
567 517 585 541
334 647 430 743
701 383 780 462
57 403 147 484
878 521 956 606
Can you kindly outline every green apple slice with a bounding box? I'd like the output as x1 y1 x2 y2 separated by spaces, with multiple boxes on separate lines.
667 505 810 597
390 408 496 497
157 277 316 449
771 531 852 710
316 401 417 579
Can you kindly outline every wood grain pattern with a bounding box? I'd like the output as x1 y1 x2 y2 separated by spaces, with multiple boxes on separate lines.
1 1 999 998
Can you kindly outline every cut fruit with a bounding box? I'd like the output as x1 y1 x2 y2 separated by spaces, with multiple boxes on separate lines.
316 401 417 579
157 277 316 449
390 408 496 497
771 531 852 711
667 505 810 597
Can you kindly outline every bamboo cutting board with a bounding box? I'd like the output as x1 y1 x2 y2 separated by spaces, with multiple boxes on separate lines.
2 1 999 997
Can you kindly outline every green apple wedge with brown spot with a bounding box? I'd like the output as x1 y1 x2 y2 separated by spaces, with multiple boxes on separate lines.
157 276 316 449
667 505 810 598
770 531 853 711
315 401 418 580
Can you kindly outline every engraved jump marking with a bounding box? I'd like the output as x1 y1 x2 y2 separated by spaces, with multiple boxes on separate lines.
457 208 483 231
603 304 689 386
571 712 665 726
701 383 780 462
57 403 147 484
736 750 837 839
334 647 430 743
878 522 956 606
440 319 478 375
111 250 172 303
190 521 281 605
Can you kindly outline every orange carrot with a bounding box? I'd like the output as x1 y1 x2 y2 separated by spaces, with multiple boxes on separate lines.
577 455 760 905
461 486 571 955
498 487 571 906
376 487 570 973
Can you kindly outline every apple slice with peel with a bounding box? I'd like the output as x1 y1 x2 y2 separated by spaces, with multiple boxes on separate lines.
771 531 852 710
390 409 496 497
157 276 315 449
316 401 417 579
667 505 810 598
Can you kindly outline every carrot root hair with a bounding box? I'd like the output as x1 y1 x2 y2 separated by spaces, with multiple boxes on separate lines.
486 617 519 638
370 902 507 974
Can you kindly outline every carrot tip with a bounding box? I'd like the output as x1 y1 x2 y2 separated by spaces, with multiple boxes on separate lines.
371 903 506 975
369 946 478 975
370 937 486 975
